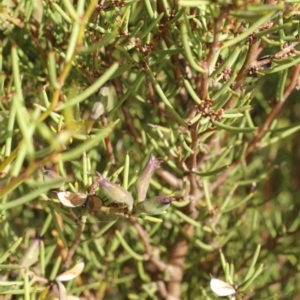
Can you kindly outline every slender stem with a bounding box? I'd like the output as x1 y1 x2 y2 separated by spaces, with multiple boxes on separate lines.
246 63 300 156
62 210 84 269
208 63 300 194
200 12 224 100
227 38 262 108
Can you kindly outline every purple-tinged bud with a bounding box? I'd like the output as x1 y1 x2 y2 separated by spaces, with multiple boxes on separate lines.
41 166 61 179
135 195 174 216
41 166 65 188
96 172 133 211
135 154 163 202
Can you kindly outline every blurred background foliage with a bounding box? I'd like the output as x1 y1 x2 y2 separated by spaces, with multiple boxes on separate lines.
1 0 300 299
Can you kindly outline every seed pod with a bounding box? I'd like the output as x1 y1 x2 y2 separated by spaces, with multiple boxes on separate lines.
135 154 163 202
10 238 41 278
135 195 174 216
55 280 68 300
86 102 105 133
57 192 87 208
56 260 85 282
19 238 40 267
210 278 236 297
90 102 105 121
96 172 133 211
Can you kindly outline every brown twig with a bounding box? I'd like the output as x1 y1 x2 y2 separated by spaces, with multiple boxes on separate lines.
245 63 300 156
208 63 300 196
106 48 143 145
62 210 84 269
166 12 228 299
226 37 262 108
122 107 143 144
200 12 224 100
101 113 116 165
156 169 183 190
130 216 167 272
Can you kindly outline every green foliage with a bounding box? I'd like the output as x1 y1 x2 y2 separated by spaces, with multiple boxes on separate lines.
1 0 300 299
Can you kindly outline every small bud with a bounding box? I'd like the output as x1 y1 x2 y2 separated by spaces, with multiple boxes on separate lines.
96 172 133 211
41 168 60 179
135 154 163 202
19 239 40 267
41 166 65 188
135 195 174 216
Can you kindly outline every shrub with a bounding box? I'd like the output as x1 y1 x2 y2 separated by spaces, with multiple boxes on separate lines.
1 0 300 299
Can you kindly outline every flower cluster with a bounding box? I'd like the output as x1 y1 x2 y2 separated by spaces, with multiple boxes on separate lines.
56 154 175 218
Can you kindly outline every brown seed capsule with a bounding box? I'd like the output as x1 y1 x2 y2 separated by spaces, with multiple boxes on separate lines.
85 195 103 212
135 154 163 202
